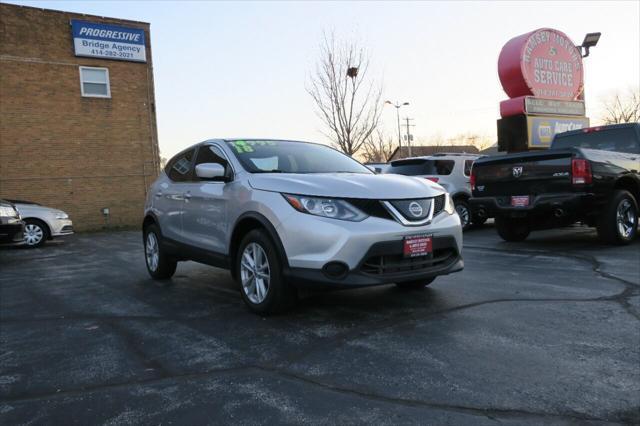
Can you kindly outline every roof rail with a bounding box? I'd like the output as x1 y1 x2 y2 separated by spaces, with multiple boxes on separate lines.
430 152 478 157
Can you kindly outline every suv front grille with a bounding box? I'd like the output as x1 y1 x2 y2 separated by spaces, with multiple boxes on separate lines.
433 194 445 216
349 194 447 223
347 199 394 221
361 248 457 275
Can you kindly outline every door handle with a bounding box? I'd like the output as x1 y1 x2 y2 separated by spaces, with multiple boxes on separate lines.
154 191 163 198
183 192 192 200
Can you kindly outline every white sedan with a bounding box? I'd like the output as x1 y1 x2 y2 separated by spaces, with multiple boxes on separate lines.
10 200 73 248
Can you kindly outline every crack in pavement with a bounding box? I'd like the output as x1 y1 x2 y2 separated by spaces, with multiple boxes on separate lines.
0 362 626 424
2 235 638 424
465 244 640 321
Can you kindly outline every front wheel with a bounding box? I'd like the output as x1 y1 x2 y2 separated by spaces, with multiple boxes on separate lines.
236 229 296 314
454 199 472 231
597 190 638 245
24 219 49 248
495 216 530 242
395 277 436 290
143 224 177 279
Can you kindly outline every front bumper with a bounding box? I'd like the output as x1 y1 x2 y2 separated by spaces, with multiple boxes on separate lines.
470 192 597 219
0 221 26 246
285 236 463 288
276 207 463 287
50 219 74 237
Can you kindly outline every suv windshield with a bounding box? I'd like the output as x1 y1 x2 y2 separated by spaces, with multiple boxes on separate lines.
387 159 455 176
226 140 372 174
552 127 639 153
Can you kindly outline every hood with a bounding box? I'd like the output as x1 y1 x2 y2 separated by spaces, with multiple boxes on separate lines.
14 203 65 216
248 173 444 199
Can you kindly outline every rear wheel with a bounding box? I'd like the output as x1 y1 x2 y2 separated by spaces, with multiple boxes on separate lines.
471 216 487 227
597 190 638 245
495 216 530 242
454 199 472 231
23 219 49 248
144 224 177 279
395 277 436 290
236 229 296 314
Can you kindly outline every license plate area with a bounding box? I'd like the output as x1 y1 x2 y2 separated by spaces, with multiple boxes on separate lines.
403 234 433 258
511 195 530 207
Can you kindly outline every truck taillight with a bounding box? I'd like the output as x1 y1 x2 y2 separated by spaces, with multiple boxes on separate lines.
571 159 592 185
425 177 439 183
470 169 477 190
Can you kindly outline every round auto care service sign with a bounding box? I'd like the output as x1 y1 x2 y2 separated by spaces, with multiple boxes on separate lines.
498 28 584 100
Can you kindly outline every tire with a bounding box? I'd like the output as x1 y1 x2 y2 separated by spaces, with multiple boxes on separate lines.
395 277 436 290
597 190 638 245
236 229 296 314
495 216 530 242
143 224 177 279
23 219 49 248
454 199 472 231
472 216 487 227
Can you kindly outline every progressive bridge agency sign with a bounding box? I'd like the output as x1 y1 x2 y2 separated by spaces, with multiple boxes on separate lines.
71 20 146 63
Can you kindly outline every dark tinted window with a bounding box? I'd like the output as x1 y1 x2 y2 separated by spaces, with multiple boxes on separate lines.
195 145 227 166
226 140 371 174
387 159 455 176
166 149 195 182
552 128 639 154
194 145 232 181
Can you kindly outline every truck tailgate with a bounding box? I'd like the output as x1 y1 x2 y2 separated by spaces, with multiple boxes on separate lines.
473 151 574 197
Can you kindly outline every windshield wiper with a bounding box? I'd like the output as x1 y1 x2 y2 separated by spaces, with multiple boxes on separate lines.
252 169 285 173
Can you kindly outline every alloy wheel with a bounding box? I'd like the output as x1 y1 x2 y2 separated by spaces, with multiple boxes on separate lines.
455 204 470 228
145 232 160 272
616 199 636 239
24 223 44 246
240 242 271 304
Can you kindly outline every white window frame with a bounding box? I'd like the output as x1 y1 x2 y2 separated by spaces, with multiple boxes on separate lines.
79 66 111 98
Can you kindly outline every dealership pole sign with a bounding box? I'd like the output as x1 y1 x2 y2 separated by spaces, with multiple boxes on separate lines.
71 20 146 63
498 28 584 100
497 28 589 151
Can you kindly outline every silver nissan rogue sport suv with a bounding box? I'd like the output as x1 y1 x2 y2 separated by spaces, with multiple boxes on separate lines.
143 139 463 314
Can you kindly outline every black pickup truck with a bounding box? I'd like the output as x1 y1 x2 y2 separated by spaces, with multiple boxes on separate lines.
470 123 640 244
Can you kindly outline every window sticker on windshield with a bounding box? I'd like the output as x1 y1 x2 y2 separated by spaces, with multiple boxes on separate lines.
232 140 254 153
231 140 277 153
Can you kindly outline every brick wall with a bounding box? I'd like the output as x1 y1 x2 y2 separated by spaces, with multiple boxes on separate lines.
0 4 160 231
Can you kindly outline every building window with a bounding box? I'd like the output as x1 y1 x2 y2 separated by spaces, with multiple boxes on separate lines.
79 66 111 98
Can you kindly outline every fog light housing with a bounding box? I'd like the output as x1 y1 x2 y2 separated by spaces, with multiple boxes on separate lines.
322 262 349 280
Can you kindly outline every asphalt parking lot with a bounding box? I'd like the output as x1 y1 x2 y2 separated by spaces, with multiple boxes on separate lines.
1 225 639 425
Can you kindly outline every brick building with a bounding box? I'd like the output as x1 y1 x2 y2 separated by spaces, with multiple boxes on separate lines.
0 3 160 230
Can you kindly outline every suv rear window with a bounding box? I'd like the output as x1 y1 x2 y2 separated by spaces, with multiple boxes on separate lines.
387 159 455 176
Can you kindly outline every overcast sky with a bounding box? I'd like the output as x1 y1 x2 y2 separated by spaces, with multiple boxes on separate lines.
7 0 640 157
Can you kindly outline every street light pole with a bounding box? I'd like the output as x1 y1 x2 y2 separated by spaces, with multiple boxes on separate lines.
385 101 409 155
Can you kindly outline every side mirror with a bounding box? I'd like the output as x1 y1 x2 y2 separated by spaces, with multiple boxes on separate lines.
195 163 226 180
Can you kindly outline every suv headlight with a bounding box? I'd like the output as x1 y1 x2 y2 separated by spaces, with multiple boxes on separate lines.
444 193 455 215
55 211 69 220
283 194 367 222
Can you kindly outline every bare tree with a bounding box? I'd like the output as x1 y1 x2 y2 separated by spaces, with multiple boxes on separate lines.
361 129 397 163
307 33 383 156
600 88 640 124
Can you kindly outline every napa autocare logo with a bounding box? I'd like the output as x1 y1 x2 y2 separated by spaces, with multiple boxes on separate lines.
71 20 146 62
528 116 589 148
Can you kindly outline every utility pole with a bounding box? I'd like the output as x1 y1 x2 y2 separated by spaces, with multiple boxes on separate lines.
403 117 415 157
384 101 409 155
